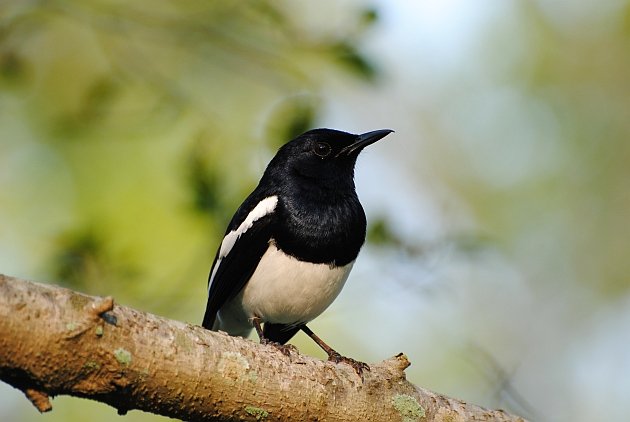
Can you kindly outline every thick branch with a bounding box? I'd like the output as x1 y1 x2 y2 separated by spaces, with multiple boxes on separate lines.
0 274 525 421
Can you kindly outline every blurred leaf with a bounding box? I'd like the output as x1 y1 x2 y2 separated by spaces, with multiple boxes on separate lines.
50 228 137 293
52 229 102 289
450 233 497 256
248 1 288 27
52 77 121 138
329 40 377 81
80 77 119 123
0 50 26 84
359 7 379 28
366 217 397 246
265 95 320 148
185 139 224 217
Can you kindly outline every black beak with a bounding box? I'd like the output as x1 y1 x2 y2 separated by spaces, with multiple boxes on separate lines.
336 129 394 157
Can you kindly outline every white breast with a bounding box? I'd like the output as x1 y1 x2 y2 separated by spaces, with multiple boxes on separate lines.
241 243 354 326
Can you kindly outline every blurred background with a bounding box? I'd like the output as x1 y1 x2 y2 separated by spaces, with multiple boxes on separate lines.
1 0 628 421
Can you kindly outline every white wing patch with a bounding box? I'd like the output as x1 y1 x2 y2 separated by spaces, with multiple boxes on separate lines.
208 195 278 292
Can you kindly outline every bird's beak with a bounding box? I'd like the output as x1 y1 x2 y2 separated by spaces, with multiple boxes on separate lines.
336 129 394 157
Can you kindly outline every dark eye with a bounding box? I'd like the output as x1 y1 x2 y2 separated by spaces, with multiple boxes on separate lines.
313 142 332 157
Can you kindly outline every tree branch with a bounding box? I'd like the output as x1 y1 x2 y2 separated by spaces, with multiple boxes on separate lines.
0 274 525 421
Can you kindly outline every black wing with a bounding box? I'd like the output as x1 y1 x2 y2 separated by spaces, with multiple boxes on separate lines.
202 191 277 330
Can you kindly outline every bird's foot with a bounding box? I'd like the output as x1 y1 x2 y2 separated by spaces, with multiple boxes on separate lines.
327 352 370 380
260 339 298 357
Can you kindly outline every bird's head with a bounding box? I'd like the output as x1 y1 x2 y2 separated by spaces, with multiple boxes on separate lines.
268 128 393 186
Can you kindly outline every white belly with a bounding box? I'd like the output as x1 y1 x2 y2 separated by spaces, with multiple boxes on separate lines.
216 243 353 334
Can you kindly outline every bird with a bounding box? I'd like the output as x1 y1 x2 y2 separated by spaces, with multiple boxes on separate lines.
202 128 393 377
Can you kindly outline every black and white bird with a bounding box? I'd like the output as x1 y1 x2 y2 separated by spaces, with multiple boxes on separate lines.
202 128 392 376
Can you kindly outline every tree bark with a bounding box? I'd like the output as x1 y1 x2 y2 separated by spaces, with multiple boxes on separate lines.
0 274 525 421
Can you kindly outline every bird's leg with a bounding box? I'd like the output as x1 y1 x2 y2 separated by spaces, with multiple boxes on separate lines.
252 316 265 339
251 316 296 357
300 325 369 379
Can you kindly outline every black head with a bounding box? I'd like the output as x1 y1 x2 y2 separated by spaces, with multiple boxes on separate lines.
266 128 393 186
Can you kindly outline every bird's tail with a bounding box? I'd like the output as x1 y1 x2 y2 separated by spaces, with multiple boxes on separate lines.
263 323 302 344
201 306 217 330
203 307 253 338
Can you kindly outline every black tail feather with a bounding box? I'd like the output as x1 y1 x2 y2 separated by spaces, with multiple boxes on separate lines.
263 323 302 344
202 305 216 330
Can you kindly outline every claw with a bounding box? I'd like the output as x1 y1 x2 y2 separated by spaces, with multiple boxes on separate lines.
261 338 298 356
328 352 370 380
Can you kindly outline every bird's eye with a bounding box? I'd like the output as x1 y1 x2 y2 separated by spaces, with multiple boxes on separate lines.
313 142 332 158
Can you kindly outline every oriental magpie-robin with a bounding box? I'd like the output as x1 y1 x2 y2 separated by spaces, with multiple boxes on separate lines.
202 128 392 376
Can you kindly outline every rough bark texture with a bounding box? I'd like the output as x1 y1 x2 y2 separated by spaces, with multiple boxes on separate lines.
0 274 525 421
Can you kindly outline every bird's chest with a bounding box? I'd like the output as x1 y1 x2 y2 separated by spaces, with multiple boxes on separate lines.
240 243 354 324
275 195 366 265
